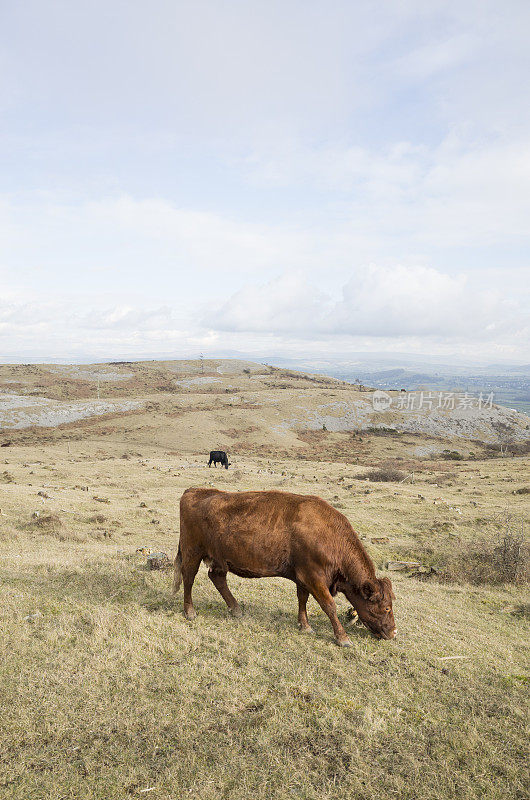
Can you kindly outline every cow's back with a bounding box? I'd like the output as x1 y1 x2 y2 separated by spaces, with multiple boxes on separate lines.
179 488 351 579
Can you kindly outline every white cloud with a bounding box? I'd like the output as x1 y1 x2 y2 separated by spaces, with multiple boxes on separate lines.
0 270 527 363
0 194 309 298
1 1 529 364
209 273 332 334
393 34 478 80
207 266 525 341
0 297 196 359
240 134 530 248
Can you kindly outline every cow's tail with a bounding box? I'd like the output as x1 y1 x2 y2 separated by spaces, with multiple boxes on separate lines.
172 544 183 594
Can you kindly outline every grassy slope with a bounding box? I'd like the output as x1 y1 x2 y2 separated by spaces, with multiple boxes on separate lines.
1 445 529 800
1 550 528 800
0 361 529 799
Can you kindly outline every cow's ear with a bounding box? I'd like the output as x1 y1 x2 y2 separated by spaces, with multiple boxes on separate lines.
360 580 381 602
381 576 396 600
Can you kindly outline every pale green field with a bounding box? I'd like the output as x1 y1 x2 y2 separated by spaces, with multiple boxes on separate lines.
1 436 529 800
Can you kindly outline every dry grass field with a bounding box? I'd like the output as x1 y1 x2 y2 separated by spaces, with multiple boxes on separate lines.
1 360 529 799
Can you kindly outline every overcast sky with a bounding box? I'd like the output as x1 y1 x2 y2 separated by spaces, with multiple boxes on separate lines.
1 0 529 363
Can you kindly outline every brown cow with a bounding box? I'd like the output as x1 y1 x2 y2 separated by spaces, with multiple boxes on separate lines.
173 488 396 645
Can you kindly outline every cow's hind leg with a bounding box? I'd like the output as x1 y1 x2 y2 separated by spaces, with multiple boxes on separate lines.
296 585 313 633
208 567 242 618
309 581 351 647
181 550 202 620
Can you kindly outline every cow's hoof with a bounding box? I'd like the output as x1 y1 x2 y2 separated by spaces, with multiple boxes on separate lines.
184 608 197 621
298 624 314 634
229 605 243 619
337 638 353 647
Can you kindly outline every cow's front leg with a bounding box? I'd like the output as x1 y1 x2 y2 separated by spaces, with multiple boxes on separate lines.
310 581 352 647
296 585 313 633
337 582 359 623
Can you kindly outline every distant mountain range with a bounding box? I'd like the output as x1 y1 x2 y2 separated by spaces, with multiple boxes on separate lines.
266 355 530 379
1 351 529 412
265 357 530 414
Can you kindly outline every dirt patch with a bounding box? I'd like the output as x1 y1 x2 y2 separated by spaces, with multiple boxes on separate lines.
219 426 260 439
28 512 62 533
295 430 368 462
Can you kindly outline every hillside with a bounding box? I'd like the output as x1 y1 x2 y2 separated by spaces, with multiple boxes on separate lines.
1 359 529 457
0 359 529 800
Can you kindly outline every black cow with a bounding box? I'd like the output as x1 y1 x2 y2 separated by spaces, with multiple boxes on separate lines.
208 450 229 469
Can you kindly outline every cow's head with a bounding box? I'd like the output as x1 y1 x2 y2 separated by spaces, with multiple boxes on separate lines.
351 577 396 640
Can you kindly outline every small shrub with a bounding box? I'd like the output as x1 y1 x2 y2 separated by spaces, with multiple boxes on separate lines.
441 532 529 585
366 427 399 436
483 439 530 457
441 450 464 461
512 487 530 495
359 467 406 483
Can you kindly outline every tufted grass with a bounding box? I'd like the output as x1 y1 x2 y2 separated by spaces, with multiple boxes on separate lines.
0 439 529 799
1 535 529 800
